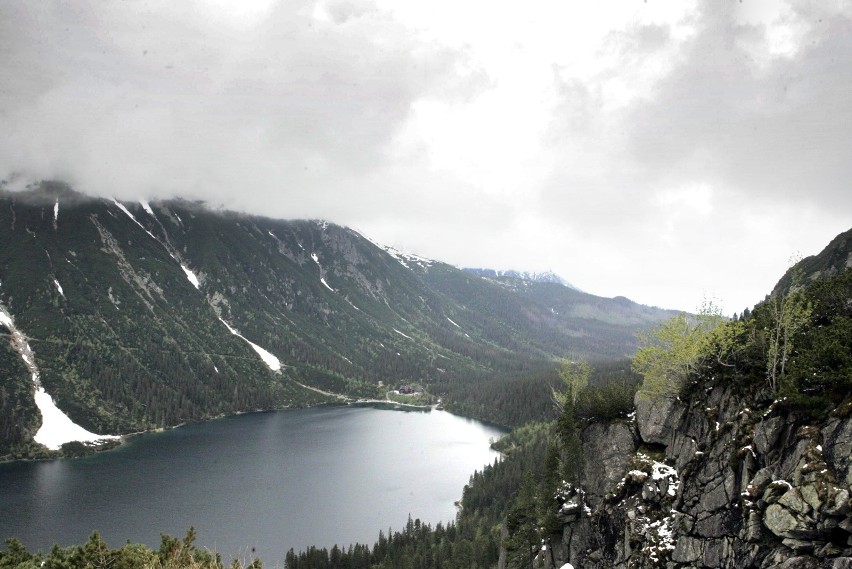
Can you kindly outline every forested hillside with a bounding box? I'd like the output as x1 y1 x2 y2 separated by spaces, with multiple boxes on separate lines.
282 225 852 569
0 183 674 457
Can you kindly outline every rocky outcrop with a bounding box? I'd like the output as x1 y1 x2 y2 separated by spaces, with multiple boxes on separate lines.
547 386 852 568
580 421 640 507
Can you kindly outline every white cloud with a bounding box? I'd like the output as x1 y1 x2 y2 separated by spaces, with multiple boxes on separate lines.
1 1 850 314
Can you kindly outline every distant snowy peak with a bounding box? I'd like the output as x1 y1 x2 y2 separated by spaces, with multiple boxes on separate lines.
463 268 579 290
383 246 435 271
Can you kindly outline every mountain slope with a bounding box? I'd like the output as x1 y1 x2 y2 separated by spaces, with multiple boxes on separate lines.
463 268 578 289
773 226 852 295
543 225 852 569
0 183 675 455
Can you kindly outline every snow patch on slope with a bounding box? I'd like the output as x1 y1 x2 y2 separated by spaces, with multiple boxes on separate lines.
310 252 335 292
383 246 434 270
0 304 117 450
181 265 200 289
34 389 115 450
115 199 205 292
393 328 414 340
218 317 281 372
139 200 155 218
112 199 158 241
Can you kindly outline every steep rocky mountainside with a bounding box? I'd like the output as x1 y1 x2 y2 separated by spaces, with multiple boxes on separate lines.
548 385 852 569
0 183 674 455
774 227 852 296
542 230 852 569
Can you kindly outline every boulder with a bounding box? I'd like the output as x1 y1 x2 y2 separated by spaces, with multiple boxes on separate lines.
634 394 684 446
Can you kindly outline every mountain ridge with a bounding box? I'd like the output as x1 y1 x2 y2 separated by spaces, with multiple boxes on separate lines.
462 268 579 290
0 182 676 457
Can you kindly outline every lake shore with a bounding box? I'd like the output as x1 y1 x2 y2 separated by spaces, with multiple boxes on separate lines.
0 386 451 463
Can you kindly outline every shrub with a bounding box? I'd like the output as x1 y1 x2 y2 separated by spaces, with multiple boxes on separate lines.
574 380 639 422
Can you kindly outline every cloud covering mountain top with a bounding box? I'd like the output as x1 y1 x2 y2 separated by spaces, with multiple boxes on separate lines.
2 0 850 312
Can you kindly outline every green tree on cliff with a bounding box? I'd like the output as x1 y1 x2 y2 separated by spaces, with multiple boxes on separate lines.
554 359 590 409
764 274 812 393
632 300 729 398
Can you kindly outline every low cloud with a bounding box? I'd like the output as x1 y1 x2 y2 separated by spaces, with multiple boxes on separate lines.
0 1 478 218
625 3 852 210
529 2 852 311
1 1 850 313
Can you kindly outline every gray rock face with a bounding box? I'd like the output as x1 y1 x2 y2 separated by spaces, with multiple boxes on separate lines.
548 385 852 569
581 421 640 505
824 418 852 486
634 393 684 446
754 416 784 456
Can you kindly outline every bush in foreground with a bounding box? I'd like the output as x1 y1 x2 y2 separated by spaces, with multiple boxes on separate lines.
0 528 261 569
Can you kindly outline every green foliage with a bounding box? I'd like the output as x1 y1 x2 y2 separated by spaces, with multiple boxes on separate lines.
386 389 435 407
555 359 637 423
574 380 639 422
0 538 34 569
537 444 562 538
552 359 641 485
0 339 39 457
555 403 582 486
633 301 727 399
59 441 96 458
285 515 495 569
463 424 551 523
0 529 244 569
503 474 541 569
437 360 633 431
437 367 562 428
775 268 852 401
674 268 852 415
764 268 812 393
554 360 590 409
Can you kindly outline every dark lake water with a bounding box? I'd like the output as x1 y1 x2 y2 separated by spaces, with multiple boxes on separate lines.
0 405 505 566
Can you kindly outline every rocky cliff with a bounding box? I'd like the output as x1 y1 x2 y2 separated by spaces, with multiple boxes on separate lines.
539 228 852 569
547 380 852 568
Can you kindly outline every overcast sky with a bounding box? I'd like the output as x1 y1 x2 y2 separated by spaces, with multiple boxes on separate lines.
2 1 851 314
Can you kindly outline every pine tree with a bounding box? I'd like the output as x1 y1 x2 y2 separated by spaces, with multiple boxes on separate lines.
504 473 541 569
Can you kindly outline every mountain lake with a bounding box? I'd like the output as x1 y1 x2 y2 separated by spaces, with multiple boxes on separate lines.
0 405 506 566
